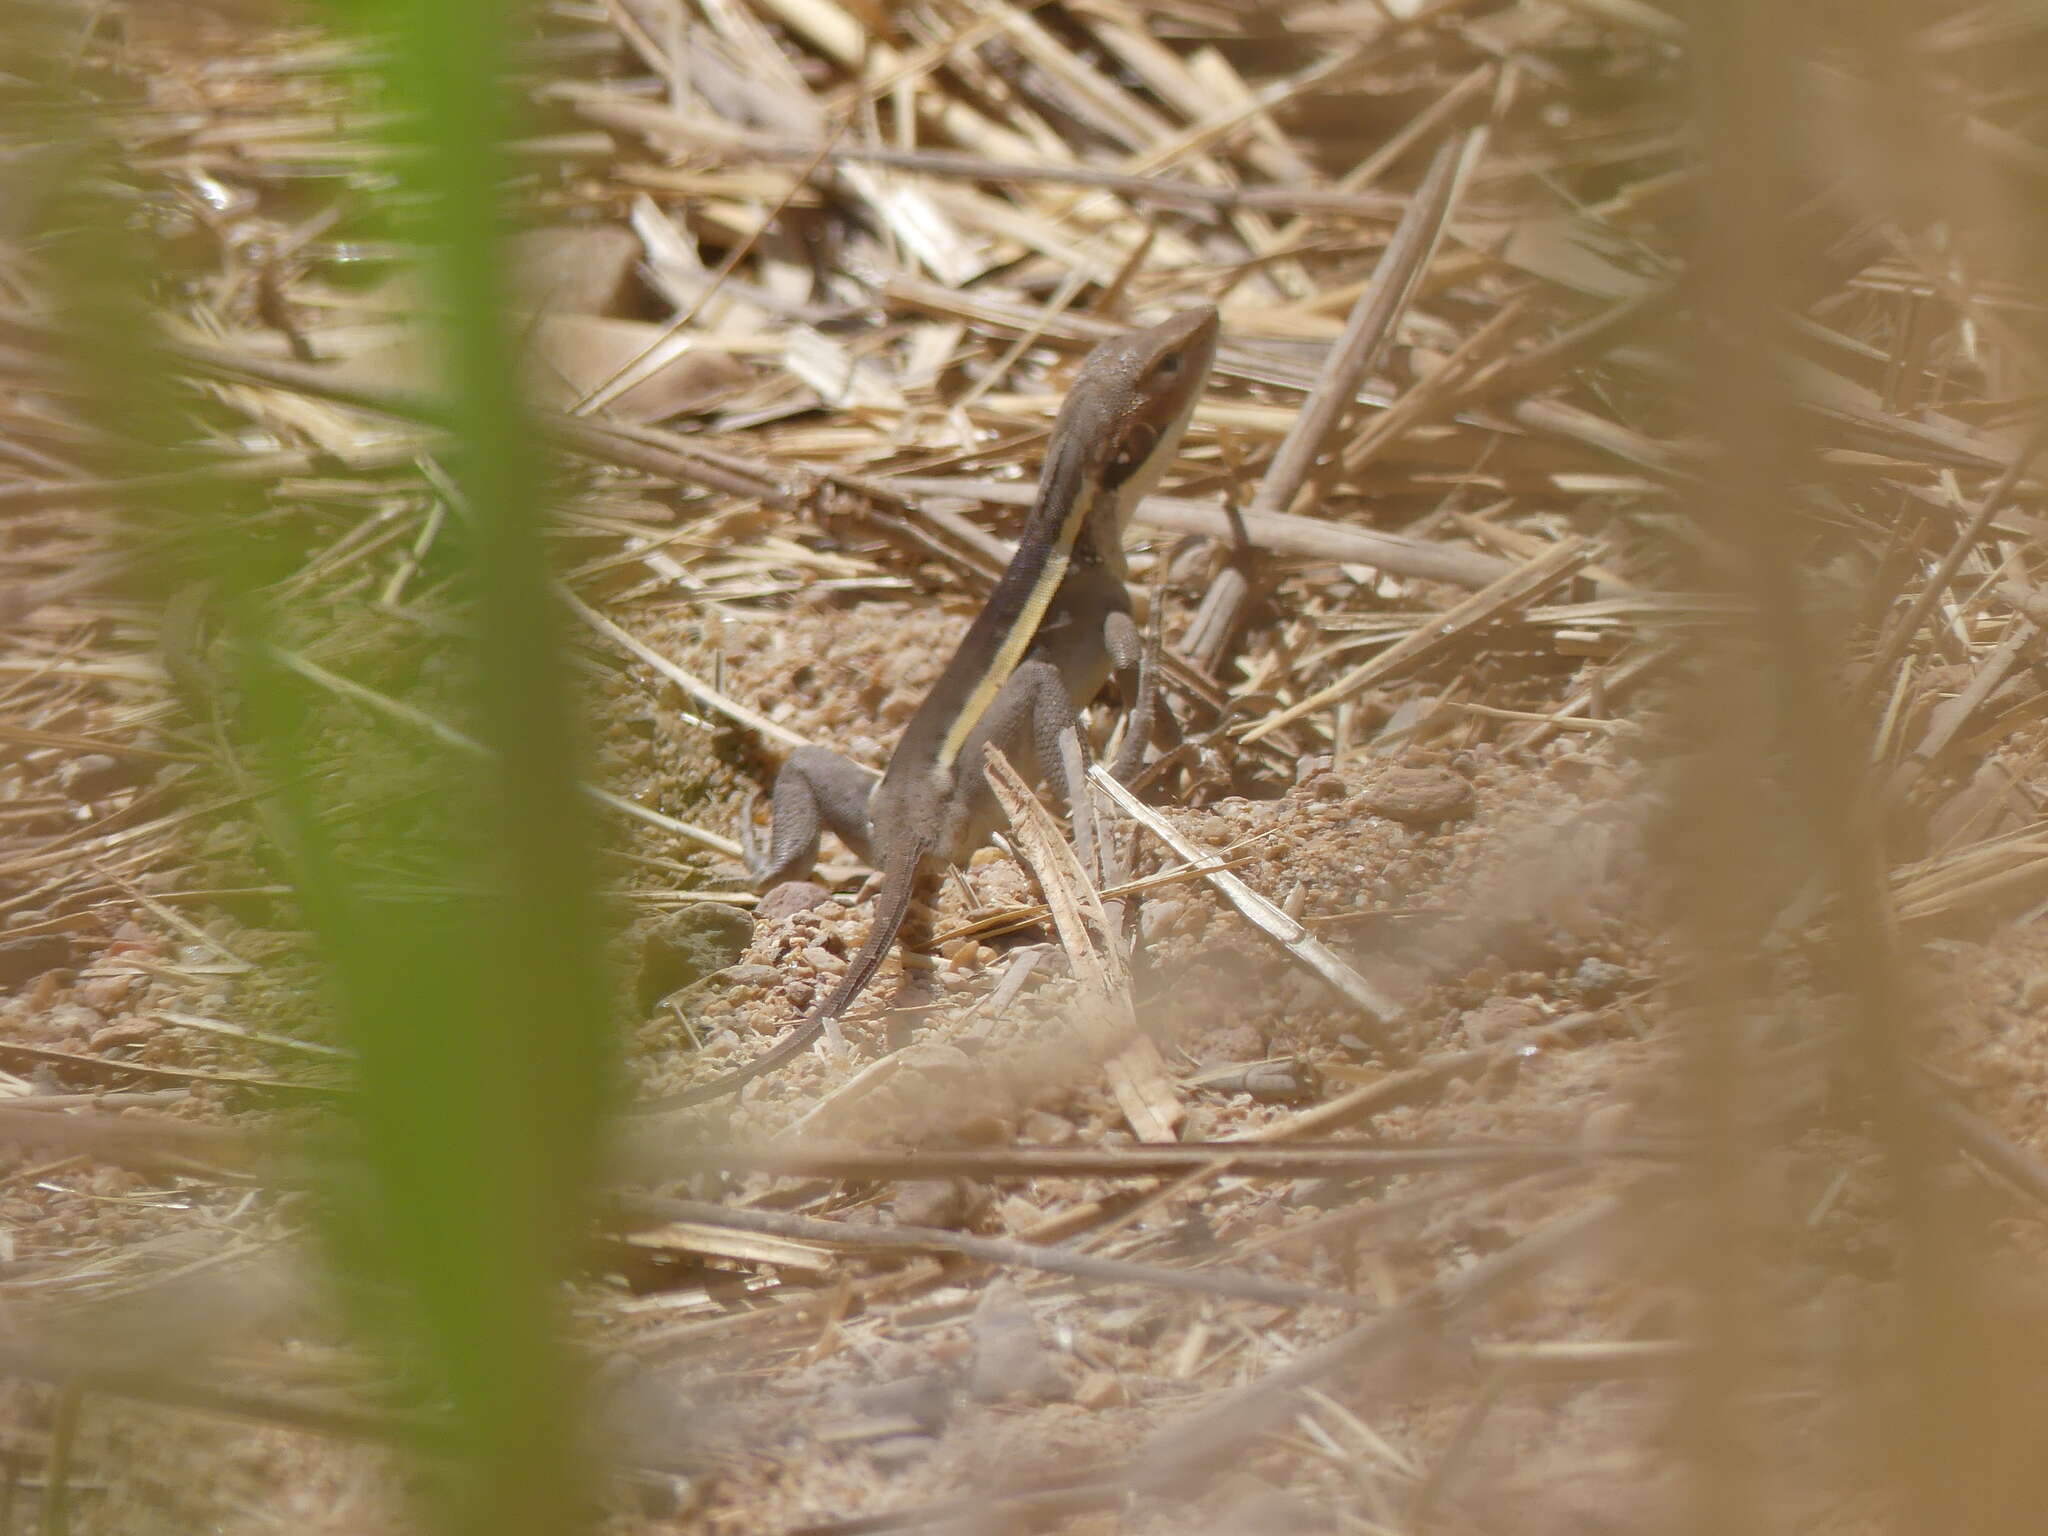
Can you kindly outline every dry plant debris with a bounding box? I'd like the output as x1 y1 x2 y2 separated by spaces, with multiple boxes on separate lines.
4 2 2048 1534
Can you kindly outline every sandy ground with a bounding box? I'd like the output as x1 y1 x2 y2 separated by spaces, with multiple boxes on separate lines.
5 5 2048 1534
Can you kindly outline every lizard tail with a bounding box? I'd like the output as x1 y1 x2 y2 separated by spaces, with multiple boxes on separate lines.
812 841 926 1024
655 842 930 1109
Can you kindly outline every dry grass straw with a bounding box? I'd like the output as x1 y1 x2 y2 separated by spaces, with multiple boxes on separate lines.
6 0 2048 1531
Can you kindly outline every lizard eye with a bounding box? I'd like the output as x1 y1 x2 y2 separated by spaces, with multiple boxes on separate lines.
1153 354 1182 379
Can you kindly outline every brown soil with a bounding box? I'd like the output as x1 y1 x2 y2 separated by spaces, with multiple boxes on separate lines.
5 4 2048 1535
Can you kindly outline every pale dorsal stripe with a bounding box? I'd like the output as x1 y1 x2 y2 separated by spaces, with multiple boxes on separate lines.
934 479 1094 770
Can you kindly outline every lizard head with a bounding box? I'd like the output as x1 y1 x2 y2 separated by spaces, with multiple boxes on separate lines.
1066 305 1220 519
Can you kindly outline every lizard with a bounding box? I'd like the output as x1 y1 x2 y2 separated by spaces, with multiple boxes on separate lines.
663 304 1219 1109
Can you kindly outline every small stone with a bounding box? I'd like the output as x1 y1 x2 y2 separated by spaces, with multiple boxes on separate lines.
997 1195 1042 1231
1461 997 1543 1044
635 906 754 1012
1572 957 1630 1003
0 935 71 987
1139 899 1184 940
1547 752 1596 789
849 1375 954 1435
511 223 643 315
1020 1109 1075 1144
1358 767 1474 827
621 1471 699 1521
78 974 135 1013
754 881 833 926
1210 1022 1268 1062
892 1179 986 1231
865 1434 938 1473
41 1002 102 1040
230 930 297 964
897 1043 975 1081
1073 1370 1126 1410
950 1112 1013 1145
1205 1059 1320 1102
199 821 260 859
1293 755 1334 785
89 1018 153 1052
1581 1102 1633 1146
800 944 845 975
1307 773 1350 802
968 1283 1067 1403
57 753 128 799
945 939 994 970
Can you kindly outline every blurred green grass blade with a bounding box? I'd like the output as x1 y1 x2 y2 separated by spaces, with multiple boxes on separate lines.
12 3 614 1528
270 2 614 1531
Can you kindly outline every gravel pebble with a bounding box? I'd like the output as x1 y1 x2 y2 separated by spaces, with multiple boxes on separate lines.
57 753 129 799
892 1179 986 1231
1358 766 1475 827
0 935 72 987
754 882 833 925
1572 957 1630 1002
635 905 754 1012
968 1283 1067 1403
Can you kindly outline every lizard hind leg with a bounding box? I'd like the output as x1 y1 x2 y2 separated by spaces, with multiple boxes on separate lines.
747 744 878 889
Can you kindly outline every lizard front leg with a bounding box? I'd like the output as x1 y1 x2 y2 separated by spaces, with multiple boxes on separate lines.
745 744 878 889
963 655 1105 878
1103 609 1179 785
